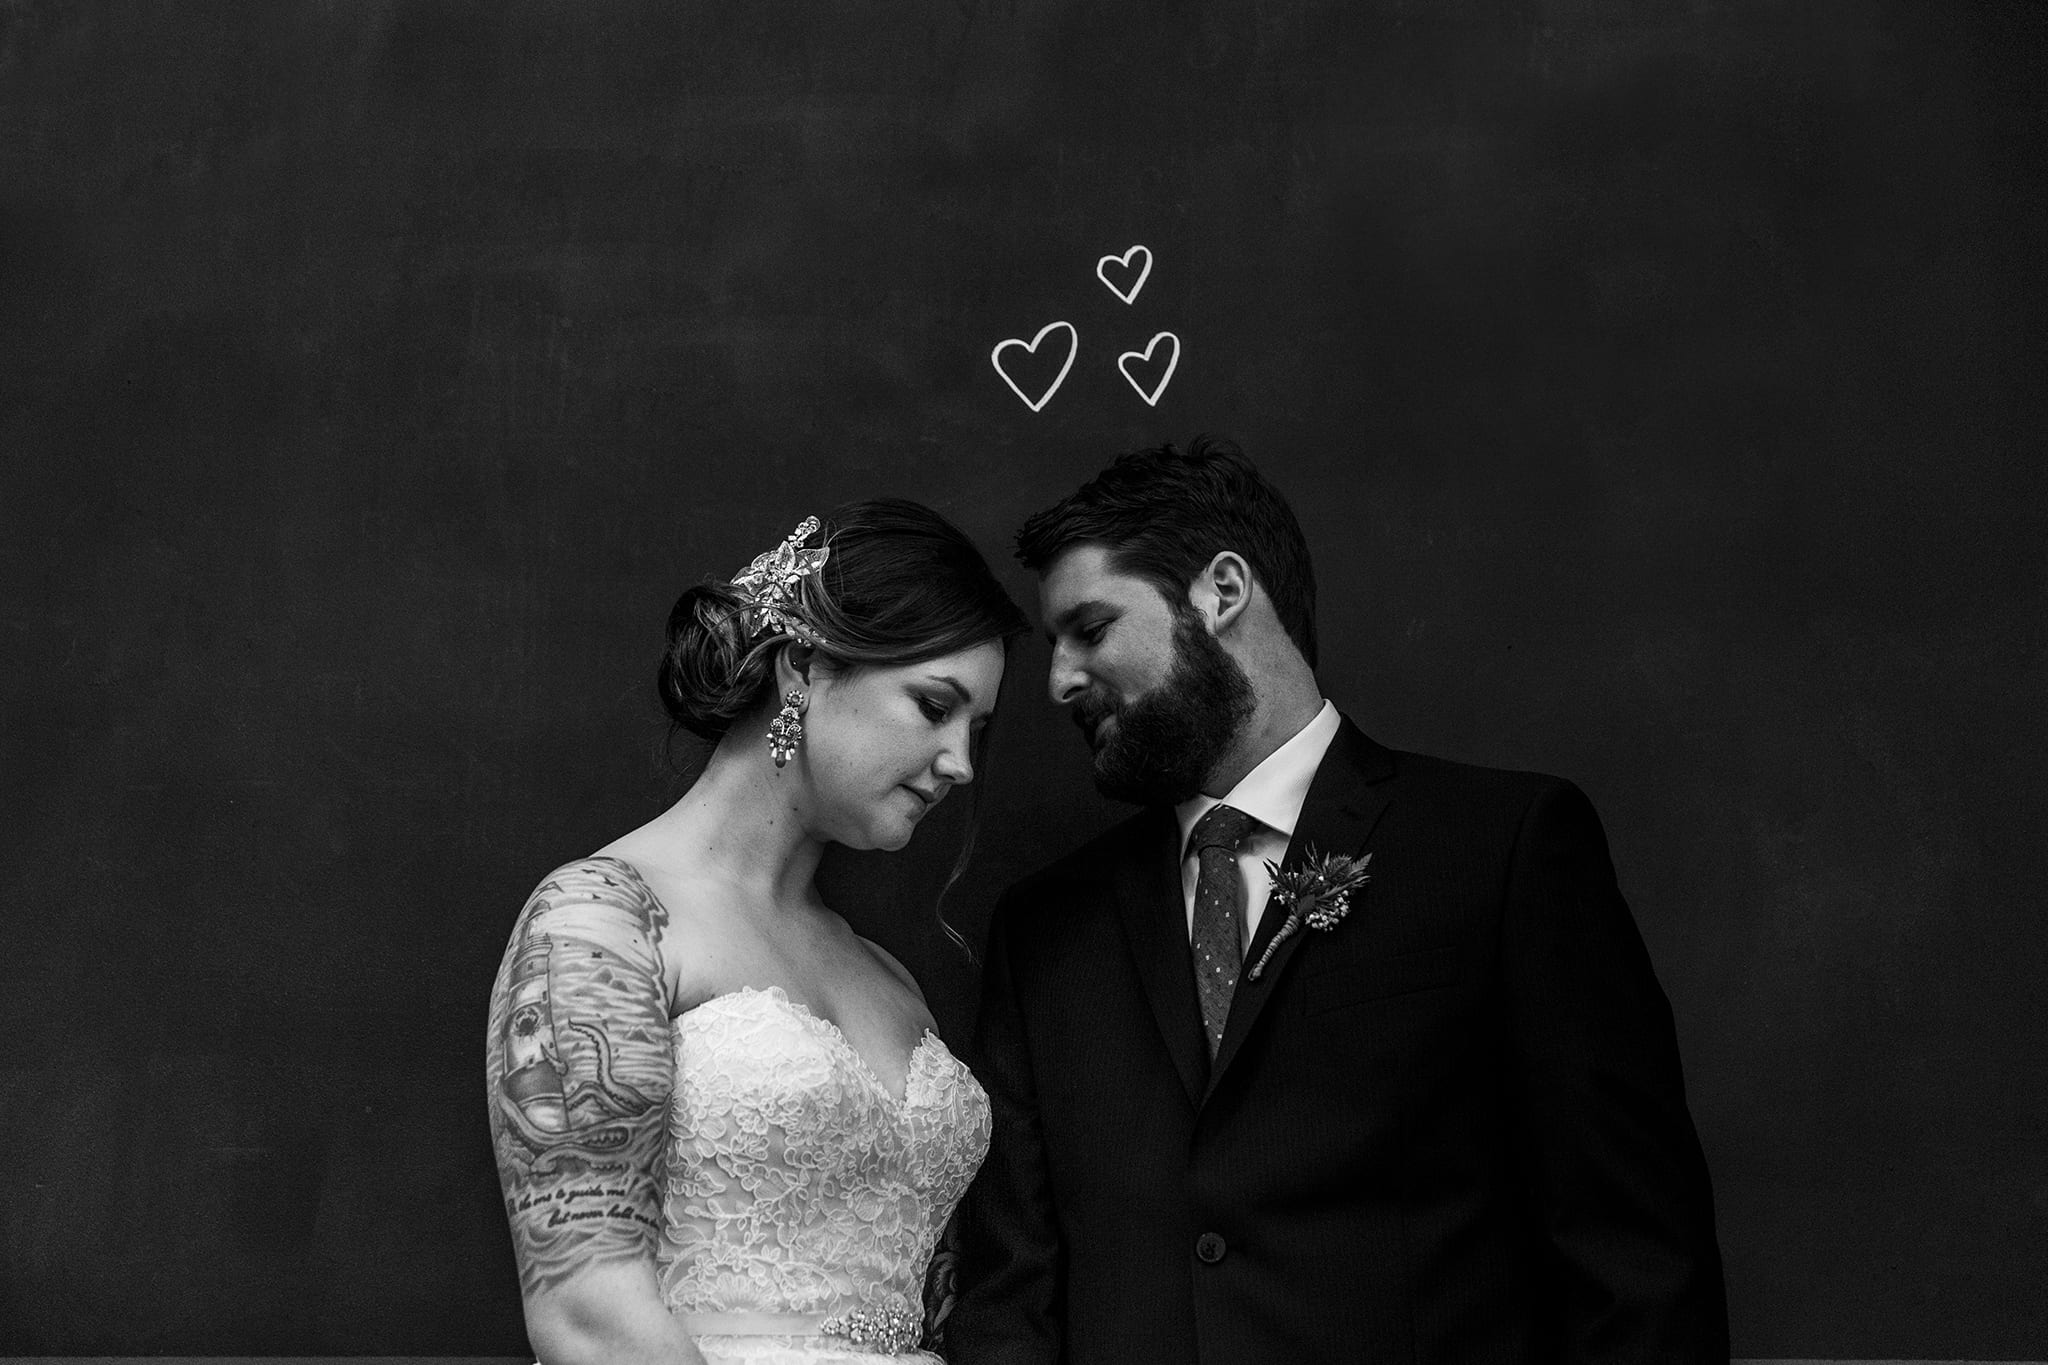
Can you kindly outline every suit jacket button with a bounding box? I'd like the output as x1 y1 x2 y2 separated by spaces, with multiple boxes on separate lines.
1195 1232 1227 1264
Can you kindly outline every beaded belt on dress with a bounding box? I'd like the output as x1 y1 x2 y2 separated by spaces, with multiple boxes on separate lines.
679 1305 923 1355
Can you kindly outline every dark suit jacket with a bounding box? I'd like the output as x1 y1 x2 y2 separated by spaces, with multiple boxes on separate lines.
950 720 1727 1365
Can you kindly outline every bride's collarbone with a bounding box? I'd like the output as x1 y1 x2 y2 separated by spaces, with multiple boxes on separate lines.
594 857 930 1058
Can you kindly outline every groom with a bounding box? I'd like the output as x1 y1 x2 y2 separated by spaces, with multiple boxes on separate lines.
949 439 1727 1363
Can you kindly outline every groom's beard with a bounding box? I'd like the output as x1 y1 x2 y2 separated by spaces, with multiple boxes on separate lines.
1073 610 1257 806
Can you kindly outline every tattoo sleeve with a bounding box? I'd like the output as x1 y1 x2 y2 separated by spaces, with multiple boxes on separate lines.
486 860 674 1300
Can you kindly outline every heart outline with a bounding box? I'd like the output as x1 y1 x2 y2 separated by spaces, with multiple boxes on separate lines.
1096 245 1153 305
991 321 1079 413
1117 331 1181 407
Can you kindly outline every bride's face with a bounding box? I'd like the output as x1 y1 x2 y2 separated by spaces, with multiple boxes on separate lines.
797 640 1005 851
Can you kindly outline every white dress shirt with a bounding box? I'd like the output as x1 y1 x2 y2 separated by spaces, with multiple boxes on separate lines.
1174 700 1342 953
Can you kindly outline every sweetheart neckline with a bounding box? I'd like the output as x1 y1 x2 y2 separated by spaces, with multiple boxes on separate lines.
573 856 947 1107
676 985 945 1107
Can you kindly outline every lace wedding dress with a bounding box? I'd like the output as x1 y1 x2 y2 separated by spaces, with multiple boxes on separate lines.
658 985 990 1364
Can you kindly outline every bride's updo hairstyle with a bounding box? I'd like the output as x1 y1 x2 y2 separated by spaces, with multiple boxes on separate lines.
659 498 1028 749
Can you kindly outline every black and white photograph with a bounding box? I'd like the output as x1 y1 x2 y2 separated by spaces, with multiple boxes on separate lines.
1 2 2042 1362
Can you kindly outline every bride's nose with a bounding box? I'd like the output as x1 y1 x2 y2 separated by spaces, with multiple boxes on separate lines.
932 739 974 787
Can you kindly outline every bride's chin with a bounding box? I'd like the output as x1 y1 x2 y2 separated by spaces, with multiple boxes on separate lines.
851 812 918 853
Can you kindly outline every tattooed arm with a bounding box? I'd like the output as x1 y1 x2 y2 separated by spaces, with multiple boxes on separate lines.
486 861 704 1365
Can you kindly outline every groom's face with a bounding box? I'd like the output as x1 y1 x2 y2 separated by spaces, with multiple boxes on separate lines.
1038 544 1256 804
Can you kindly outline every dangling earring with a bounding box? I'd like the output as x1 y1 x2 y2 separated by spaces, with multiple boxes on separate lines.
767 690 806 768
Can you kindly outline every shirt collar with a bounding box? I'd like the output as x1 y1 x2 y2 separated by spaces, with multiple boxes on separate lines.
1176 700 1342 857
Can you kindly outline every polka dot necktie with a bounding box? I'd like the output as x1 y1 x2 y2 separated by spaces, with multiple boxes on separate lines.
1189 803 1260 1059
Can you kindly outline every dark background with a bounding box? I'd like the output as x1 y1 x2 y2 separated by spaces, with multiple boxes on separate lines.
2 0 2043 1355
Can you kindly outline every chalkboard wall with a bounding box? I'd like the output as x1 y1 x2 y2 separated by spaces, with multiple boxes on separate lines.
2 0 2042 1355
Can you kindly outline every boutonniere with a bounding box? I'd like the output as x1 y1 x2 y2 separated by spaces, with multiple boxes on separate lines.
1246 848 1373 981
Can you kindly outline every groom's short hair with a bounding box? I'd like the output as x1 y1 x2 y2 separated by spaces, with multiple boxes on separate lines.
1015 435 1319 668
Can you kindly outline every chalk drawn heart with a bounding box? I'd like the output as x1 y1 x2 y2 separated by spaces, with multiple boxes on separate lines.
1117 331 1180 407
991 321 1078 413
1096 245 1153 305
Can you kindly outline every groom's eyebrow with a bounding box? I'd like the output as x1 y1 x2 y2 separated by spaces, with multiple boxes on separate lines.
1043 600 1112 643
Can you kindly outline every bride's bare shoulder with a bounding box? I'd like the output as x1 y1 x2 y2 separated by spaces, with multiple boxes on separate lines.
854 934 926 1003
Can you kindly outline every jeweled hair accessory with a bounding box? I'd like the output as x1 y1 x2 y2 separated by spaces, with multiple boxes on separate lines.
730 515 830 643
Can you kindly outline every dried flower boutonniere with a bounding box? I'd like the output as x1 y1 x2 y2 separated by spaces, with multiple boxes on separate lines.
1246 848 1374 982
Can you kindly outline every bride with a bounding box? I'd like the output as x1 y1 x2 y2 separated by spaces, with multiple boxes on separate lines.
486 500 1027 1364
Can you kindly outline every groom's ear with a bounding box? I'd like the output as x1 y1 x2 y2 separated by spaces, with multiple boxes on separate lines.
1189 551 1254 633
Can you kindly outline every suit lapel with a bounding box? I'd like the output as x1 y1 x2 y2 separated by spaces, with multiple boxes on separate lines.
1204 720 1397 1101
1110 806 1208 1106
